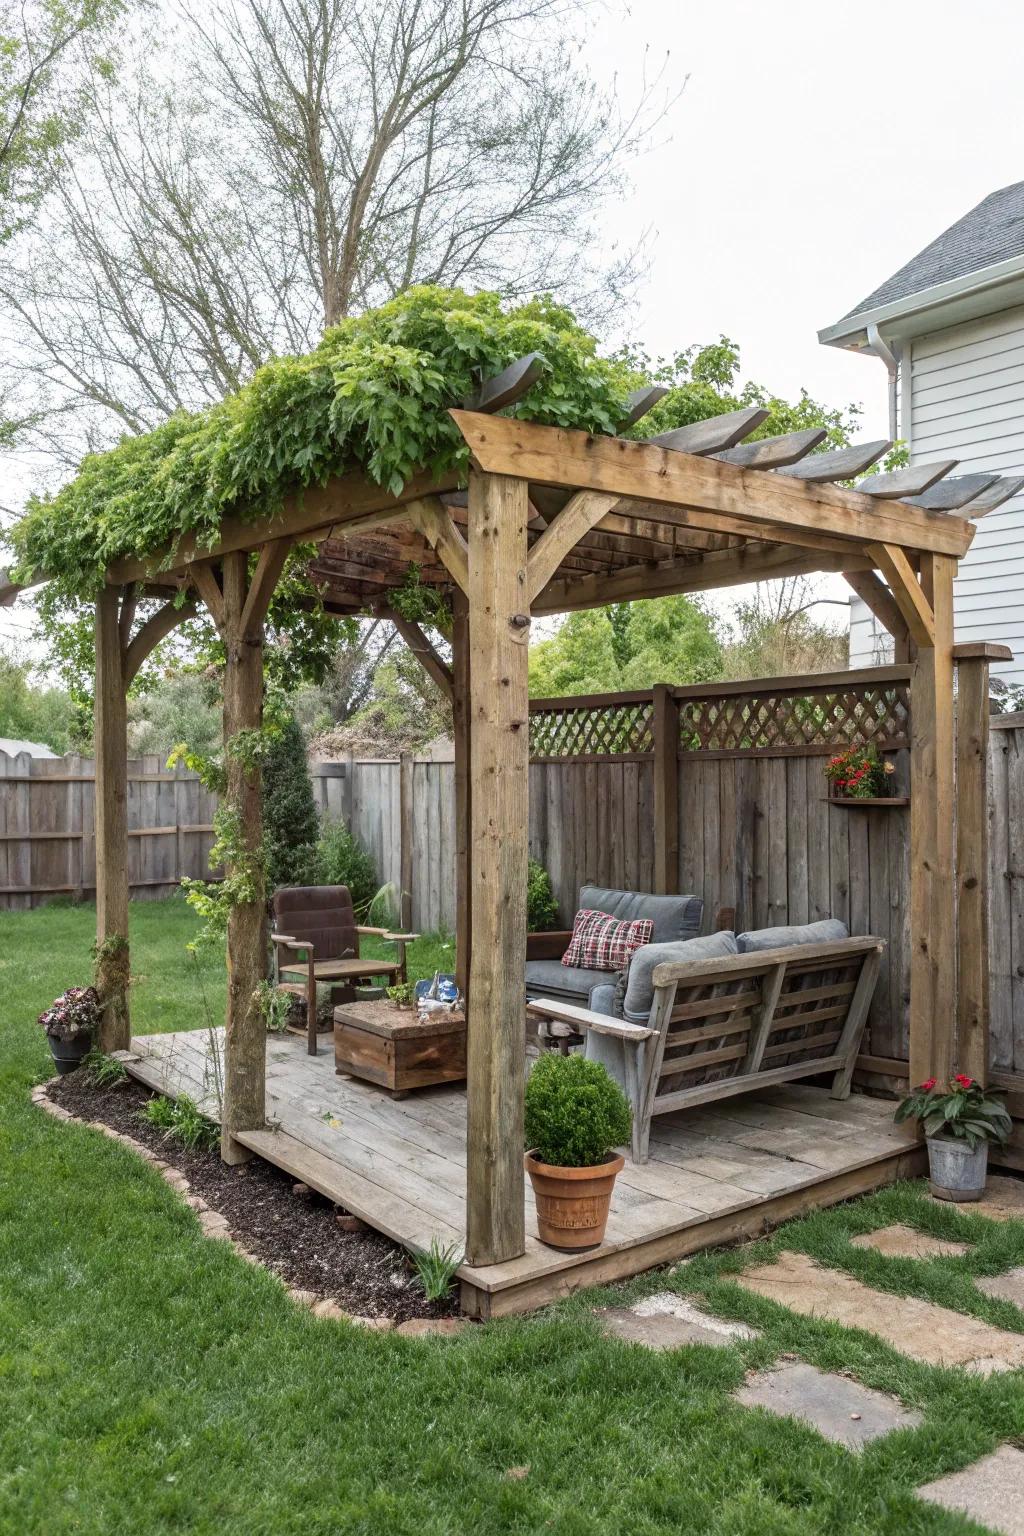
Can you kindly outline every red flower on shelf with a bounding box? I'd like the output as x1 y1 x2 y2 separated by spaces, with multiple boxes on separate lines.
955 1073 974 1089
920 1078 937 1092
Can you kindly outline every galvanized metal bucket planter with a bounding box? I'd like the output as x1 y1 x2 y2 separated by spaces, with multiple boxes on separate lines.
927 1136 989 1202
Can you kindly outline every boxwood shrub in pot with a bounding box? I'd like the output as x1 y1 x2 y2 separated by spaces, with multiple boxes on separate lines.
895 1074 1012 1201
524 1052 632 1249
38 986 101 1074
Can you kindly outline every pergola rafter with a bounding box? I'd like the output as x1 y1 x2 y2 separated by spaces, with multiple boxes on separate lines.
69 370 1011 1267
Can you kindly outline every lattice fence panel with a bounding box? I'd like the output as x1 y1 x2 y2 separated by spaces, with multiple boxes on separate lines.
529 700 656 760
677 681 911 755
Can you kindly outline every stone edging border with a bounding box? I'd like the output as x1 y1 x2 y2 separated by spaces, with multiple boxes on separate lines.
30 1078 468 1339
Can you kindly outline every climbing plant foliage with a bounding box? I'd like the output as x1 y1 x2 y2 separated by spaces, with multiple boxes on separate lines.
12 286 640 599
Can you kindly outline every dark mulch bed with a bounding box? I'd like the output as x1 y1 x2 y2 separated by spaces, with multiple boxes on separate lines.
47 1069 458 1322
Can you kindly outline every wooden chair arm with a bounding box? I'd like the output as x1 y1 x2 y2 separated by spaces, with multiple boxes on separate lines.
526 930 572 961
526 997 654 1041
356 925 388 936
381 931 420 943
651 936 885 987
271 933 314 955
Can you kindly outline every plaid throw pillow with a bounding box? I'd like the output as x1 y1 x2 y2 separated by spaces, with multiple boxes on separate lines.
561 909 654 972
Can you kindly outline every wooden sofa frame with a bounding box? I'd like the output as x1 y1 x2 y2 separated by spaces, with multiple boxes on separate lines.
528 936 884 1163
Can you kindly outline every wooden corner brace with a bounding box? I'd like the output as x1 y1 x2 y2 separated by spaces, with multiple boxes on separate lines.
526 490 619 604
406 498 469 594
866 544 936 648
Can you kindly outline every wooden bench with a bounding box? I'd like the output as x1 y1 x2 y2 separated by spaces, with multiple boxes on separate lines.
528 936 884 1163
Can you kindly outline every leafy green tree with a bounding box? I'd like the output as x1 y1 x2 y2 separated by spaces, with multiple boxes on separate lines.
0 645 74 750
261 711 320 889
529 598 722 697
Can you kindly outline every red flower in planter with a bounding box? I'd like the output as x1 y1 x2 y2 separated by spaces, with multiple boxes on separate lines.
954 1073 974 1088
920 1078 937 1092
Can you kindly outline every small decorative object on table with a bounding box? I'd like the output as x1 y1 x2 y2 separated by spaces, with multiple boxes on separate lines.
825 745 904 804
895 1074 1012 1201
524 1052 632 1250
38 986 100 1075
385 980 417 1010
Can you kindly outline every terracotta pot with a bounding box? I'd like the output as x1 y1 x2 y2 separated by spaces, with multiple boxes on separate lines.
525 1150 624 1250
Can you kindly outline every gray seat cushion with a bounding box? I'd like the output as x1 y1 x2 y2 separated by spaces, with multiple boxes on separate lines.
579 886 702 946
525 958 609 1007
618 929 739 1023
736 919 849 953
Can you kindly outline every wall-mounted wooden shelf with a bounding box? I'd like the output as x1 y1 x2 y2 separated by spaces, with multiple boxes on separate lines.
824 796 909 809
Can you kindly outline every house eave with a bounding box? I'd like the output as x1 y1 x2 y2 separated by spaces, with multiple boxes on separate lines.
818 252 1024 353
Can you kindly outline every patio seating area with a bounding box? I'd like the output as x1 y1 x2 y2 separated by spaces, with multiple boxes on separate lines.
123 1027 923 1318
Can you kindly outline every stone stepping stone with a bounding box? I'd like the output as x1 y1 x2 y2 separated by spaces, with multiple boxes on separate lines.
978 1267 1024 1308
917 1446 1024 1535
734 1362 922 1449
598 1292 759 1350
851 1224 970 1260
930 1174 1024 1222
735 1250 1024 1373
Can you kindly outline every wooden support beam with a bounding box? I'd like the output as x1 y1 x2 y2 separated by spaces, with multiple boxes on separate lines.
94 586 130 1052
240 538 292 639
856 459 958 499
618 385 669 429
783 439 892 483
381 608 453 699
399 753 414 932
867 544 936 648
653 685 680 894
963 476 1024 518
842 569 910 660
533 541 875 616
956 648 995 1085
909 553 957 1086
408 497 469 594
450 413 974 558
190 562 226 630
452 590 471 999
108 467 462 586
906 472 999 511
465 468 529 1267
647 407 769 455
714 427 827 469
526 490 619 602
214 546 286 1164
124 598 198 685
462 353 546 413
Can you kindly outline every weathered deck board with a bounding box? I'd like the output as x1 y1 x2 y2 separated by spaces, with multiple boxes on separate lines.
127 1030 924 1317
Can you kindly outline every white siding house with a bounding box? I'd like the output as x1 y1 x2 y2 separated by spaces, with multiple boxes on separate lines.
820 182 1024 683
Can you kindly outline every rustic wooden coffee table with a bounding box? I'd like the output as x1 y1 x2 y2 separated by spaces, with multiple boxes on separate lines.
333 999 466 1098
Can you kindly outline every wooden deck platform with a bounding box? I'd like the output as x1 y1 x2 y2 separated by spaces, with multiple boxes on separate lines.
126 1029 926 1318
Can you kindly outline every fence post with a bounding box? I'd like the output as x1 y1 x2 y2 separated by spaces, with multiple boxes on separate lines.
399 752 414 931
653 684 680 894
955 642 1012 1084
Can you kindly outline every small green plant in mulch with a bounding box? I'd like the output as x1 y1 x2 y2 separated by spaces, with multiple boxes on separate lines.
84 1049 128 1087
386 981 416 1009
412 1237 463 1302
524 1052 631 1167
141 1093 219 1152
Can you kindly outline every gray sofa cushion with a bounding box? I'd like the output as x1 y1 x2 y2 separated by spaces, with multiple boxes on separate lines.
580 885 702 946
736 919 849 953
525 957 609 1006
617 928 739 1023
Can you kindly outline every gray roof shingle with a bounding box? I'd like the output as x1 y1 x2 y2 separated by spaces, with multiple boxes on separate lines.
840 180 1024 324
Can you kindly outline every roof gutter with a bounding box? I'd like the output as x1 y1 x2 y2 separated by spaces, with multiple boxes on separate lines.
818 250 1024 350
866 323 900 441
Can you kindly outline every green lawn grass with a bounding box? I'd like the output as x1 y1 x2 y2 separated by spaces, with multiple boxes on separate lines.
3 899 1024 1533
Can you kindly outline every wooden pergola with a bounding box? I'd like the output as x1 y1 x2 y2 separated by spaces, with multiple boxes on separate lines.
74 368 1020 1268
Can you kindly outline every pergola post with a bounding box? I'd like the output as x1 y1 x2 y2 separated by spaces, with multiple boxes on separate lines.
94 585 131 1051
464 469 529 1267
653 684 680 894
909 552 957 1086
452 589 472 998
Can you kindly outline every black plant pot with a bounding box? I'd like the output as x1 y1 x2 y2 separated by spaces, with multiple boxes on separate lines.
47 1032 92 1076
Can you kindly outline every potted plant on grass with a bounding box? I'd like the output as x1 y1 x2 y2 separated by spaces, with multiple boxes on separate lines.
524 1052 632 1250
895 1074 1012 1200
38 986 101 1075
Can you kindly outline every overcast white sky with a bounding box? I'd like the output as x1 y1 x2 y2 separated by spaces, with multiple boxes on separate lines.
4 0 1024 655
